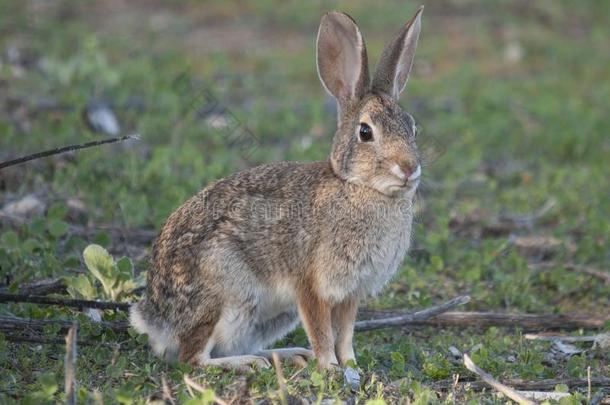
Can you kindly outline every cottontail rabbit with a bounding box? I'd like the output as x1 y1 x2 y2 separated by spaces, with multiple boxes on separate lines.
131 6 424 371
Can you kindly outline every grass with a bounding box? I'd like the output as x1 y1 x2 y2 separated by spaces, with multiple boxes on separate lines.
0 0 609 403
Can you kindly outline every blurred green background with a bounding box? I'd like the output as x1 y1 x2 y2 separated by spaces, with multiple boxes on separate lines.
0 0 608 403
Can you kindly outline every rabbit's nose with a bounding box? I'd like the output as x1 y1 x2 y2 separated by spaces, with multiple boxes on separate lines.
392 163 421 182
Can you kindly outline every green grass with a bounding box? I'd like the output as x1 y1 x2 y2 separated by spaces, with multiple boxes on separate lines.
1 0 609 403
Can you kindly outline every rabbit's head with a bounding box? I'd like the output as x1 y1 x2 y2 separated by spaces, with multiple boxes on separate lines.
317 7 423 197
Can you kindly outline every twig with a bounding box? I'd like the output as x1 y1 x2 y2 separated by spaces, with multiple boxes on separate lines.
0 278 66 295
427 376 610 392
358 310 609 331
4 333 121 347
517 391 569 401
463 353 535 405
524 333 606 342
0 315 130 334
0 293 131 311
354 295 471 332
0 134 140 170
65 322 77 405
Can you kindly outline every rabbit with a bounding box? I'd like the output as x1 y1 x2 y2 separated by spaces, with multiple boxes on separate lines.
130 6 424 372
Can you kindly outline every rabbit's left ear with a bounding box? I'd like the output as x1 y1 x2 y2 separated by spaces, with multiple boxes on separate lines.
372 6 423 99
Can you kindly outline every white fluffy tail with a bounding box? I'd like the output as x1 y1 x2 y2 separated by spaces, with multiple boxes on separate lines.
129 301 179 361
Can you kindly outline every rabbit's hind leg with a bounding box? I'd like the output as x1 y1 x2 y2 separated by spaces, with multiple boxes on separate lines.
179 313 271 371
252 310 313 363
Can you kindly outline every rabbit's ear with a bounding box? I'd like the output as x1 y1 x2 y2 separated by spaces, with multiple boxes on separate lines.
317 12 370 108
372 6 423 99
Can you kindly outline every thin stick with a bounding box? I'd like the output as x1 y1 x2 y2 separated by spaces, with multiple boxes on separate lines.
463 354 535 405
359 310 609 330
588 366 592 402
0 293 131 311
0 278 66 296
525 332 609 343
354 295 471 332
426 377 610 392
0 134 139 170
65 322 77 405
517 391 569 401
0 315 130 334
4 333 121 347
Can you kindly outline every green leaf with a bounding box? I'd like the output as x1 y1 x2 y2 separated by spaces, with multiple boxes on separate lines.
38 372 58 397
47 202 68 219
555 383 569 393
47 219 69 238
1 231 18 249
310 370 324 387
65 275 97 300
117 257 133 274
83 244 119 298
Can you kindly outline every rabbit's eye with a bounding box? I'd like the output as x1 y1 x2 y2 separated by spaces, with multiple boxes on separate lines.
359 123 373 142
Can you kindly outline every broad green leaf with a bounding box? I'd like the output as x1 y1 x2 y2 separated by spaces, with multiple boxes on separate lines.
47 219 69 238
83 244 116 298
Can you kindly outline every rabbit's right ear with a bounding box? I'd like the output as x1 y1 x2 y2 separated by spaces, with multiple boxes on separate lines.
317 12 369 111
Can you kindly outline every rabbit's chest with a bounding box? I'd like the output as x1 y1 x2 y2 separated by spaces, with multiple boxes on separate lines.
319 208 413 302
357 216 412 295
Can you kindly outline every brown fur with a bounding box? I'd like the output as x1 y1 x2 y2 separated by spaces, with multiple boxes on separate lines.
130 7 425 371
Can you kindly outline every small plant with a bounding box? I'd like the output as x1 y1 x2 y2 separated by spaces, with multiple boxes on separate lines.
65 244 145 301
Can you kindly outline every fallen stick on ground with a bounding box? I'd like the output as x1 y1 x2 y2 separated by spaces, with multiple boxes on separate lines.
0 134 139 170
517 391 569 401
4 333 121 347
426 376 610 392
0 315 129 334
0 293 131 311
354 295 471 332
463 353 535 405
358 310 609 330
0 278 67 295
65 322 77 405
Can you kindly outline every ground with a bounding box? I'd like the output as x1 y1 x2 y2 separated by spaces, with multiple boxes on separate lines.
0 0 609 403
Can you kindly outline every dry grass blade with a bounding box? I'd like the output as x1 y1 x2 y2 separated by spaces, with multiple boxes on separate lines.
272 352 288 405
162 374 176 405
183 374 229 405
65 322 78 405
463 354 536 405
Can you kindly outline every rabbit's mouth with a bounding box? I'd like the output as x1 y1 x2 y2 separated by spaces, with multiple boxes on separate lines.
386 164 421 192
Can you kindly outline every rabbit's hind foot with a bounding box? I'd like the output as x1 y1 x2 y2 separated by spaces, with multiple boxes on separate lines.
257 347 314 367
199 354 271 372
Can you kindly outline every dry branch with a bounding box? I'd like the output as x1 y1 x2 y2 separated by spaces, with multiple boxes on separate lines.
429 376 610 392
354 295 471 332
0 315 130 334
0 134 139 170
0 278 66 295
358 310 609 331
65 322 77 405
0 293 131 311
4 333 119 347
463 353 535 405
